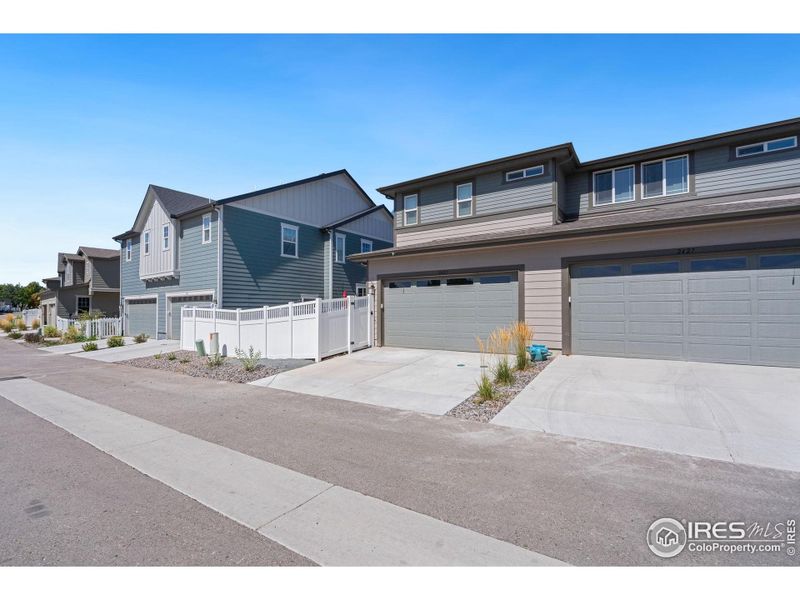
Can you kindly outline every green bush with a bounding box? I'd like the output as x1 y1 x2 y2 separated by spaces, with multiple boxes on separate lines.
206 353 225 368
106 336 125 348
43 324 59 338
62 325 86 344
234 345 262 372
82 341 98 352
166 352 177 361
475 372 495 403
23 332 42 343
133 333 149 344
8 331 22 339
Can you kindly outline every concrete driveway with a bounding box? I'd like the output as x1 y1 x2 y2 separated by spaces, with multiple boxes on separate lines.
72 339 180 363
250 347 481 415
492 355 800 472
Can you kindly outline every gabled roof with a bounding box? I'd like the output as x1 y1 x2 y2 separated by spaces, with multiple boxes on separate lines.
78 246 119 260
150 184 212 217
320 204 393 231
216 169 375 207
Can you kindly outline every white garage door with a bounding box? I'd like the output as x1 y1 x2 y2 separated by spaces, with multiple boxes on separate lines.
168 295 214 340
570 249 800 367
125 298 157 339
383 273 519 352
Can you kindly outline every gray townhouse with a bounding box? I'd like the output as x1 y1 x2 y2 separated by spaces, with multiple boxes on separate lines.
113 170 393 340
39 247 121 326
352 117 800 368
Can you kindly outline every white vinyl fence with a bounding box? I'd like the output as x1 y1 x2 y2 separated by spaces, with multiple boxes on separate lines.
55 316 122 339
181 295 373 361
20 308 41 327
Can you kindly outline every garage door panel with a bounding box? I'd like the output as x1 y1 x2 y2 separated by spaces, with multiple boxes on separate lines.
383 275 518 352
126 299 157 339
571 250 800 367
169 295 213 339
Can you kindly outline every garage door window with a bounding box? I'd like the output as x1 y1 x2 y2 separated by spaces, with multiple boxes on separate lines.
575 265 623 278
759 254 800 269
388 280 412 288
630 261 680 275
480 274 513 284
690 257 747 271
415 279 441 287
446 277 474 286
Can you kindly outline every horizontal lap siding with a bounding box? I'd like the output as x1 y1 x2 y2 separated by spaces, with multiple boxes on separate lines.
331 231 391 298
694 145 800 196
475 170 553 214
396 210 553 247
91 258 120 290
222 205 324 308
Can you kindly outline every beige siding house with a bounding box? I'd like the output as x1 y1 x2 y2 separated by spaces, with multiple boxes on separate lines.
353 117 800 368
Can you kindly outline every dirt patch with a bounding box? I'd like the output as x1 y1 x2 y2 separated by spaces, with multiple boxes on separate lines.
120 350 298 384
446 359 552 423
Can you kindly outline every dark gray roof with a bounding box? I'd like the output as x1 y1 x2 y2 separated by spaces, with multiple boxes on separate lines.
78 246 119 259
320 204 393 230
151 185 212 217
351 192 800 260
57 252 83 272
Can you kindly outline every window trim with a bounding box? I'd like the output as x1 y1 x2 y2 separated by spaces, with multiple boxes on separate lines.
505 164 544 182
75 295 91 315
735 135 797 158
641 154 690 199
335 232 346 264
162 223 170 251
201 213 212 245
143 230 151 256
403 193 419 226
455 181 474 219
125 239 132 262
592 165 636 206
360 238 373 254
280 223 299 259
355 283 367 297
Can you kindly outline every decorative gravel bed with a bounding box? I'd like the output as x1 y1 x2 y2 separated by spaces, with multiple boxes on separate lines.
446 358 552 423
121 350 302 384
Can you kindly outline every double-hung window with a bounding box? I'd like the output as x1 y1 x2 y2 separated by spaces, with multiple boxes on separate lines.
736 136 797 158
202 214 211 244
76 296 90 314
456 182 473 218
505 165 544 182
642 155 689 199
143 230 151 255
281 223 298 258
335 233 346 263
162 224 170 250
125 239 132 261
403 193 418 226
593 166 634 206
360 238 373 254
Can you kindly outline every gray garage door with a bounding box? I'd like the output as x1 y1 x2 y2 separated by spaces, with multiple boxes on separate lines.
570 249 800 367
383 273 519 352
125 298 157 339
168 295 214 339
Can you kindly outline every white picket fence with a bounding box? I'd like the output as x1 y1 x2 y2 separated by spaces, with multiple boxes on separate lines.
181 295 373 361
55 316 122 339
20 308 41 327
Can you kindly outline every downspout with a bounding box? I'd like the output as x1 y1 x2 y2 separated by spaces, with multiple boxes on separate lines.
215 204 223 308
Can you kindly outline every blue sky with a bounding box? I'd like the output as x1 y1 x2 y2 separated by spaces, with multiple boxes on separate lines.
1 34 799 283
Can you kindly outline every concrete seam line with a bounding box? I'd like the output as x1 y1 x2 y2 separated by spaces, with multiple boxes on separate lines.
0 378 564 566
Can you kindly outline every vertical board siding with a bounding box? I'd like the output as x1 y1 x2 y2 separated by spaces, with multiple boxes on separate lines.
139 200 175 278
120 211 218 338
221 205 324 308
338 209 393 242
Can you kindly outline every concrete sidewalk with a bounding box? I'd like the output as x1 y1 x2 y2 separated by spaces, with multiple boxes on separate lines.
493 355 800 472
71 339 180 362
39 337 137 355
0 378 560 567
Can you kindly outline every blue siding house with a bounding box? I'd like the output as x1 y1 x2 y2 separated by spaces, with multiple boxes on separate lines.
114 170 393 339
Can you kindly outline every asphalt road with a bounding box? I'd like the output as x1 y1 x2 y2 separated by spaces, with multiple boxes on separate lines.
1 339 798 566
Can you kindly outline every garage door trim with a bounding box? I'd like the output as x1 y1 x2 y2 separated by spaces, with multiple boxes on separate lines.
561 239 800 355
378 264 525 349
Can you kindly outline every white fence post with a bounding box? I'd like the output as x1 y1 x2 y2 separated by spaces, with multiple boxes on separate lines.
264 304 269 358
315 298 322 363
193 307 197 347
213 307 217 335
367 292 373 348
236 308 242 352
288 302 294 359
347 295 353 355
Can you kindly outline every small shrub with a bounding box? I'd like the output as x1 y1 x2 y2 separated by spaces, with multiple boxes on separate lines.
475 373 495 403
206 353 225 368
166 352 177 361
43 324 59 338
488 327 515 386
234 345 262 372
8 331 22 339
31 318 40 329
78 309 105 322
14 318 27 331
62 325 86 344
82 341 98 352
510 321 534 371
154 352 162 359
179 356 191 364
23 332 42 343
0 320 13 333
133 333 149 344
106 336 125 348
